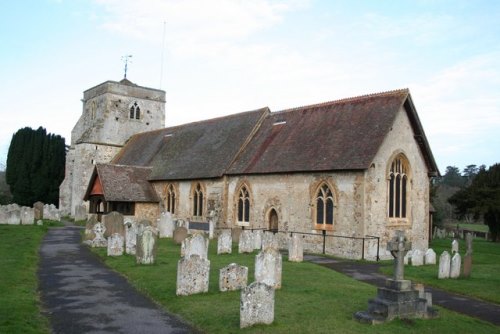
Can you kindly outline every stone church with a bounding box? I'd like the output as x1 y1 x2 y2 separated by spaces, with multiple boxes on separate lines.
59 78 439 260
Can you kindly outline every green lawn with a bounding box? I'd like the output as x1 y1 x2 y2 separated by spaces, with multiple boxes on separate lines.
0 222 62 334
444 223 489 233
92 238 500 333
381 238 500 304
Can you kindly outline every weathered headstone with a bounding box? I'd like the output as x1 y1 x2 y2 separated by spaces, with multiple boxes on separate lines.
136 225 157 264
208 218 214 239
255 248 282 289
404 250 412 265
219 263 248 292
124 220 138 255
91 222 108 248
411 249 424 266
21 207 35 225
253 230 263 250
217 230 232 254
6 208 21 225
262 232 279 251
438 251 451 279
463 232 473 278
240 282 275 328
288 233 303 262
43 204 60 221
424 249 436 265
450 253 461 278
451 239 459 254
102 211 125 238
231 228 242 244
33 201 44 220
176 255 210 296
158 211 175 238
74 204 87 221
107 233 124 256
239 230 254 253
181 233 209 259
173 226 188 245
84 214 98 243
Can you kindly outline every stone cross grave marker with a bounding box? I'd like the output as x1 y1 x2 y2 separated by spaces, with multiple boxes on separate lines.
219 263 248 292
217 230 232 254
387 230 412 281
91 222 108 248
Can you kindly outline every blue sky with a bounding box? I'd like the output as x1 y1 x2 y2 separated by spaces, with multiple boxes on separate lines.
1 0 499 174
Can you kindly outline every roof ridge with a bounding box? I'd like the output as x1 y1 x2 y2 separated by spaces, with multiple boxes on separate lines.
98 163 152 169
275 88 409 114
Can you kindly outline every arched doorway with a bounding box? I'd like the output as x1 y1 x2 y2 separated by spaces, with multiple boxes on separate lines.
268 208 279 233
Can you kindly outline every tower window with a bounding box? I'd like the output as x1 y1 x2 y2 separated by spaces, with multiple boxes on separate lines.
129 102 141 120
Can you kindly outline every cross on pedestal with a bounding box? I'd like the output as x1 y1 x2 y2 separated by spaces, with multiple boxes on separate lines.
387 230 412 281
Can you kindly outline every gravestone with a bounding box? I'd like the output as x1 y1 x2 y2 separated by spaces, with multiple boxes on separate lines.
136 225 157 264
176 255 210 296
450 253 461 279
463 233 473 278
262 232 279 251
288 233 303 262
239 230 254 253
6 208 21 225
404 250 412 265
36 219 43 226
219 263 248 292
232 228 242 244
438 251 451 279
173 226 188 245
21 207 35 225
91 222 108 248
74 204 87 221
217 230 232 254
103 211 125 238
158 211 175 238
43 204 60 221
424 249 436 265
33 201 44 220
84 214 98 243
107 233 124 256
451 239 459 254
240 282 275 328
253 230 263 250
124 221 138 255
0 207 6 224
411 249 424 266
181 233 209 259
208 218 214 239
255 248 282 289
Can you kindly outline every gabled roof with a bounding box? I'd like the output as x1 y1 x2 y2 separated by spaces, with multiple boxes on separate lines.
113 108 269 180
84 164 159 202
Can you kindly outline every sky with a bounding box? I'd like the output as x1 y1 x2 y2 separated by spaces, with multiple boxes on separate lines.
0 0 499 174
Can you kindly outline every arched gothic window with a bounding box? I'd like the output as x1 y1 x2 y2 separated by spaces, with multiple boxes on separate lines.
193 183 204 217
315 183 334 229
237 186 250 223
166 184 176 214
129 101 141 120
388 155 409 219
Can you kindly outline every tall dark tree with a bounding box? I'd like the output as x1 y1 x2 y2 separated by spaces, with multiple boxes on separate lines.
5 127 66 206
449 163 500 242
441 166 465 187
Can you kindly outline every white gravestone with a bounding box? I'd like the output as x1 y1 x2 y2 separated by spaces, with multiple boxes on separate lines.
124 221 138 255
219 263 248 292
176 255 210 296
107 233 124 256
451 239 459 254
450 253 461 278
255 248 282 289
91 222 108 248
217 230 232 254
6 208 21 225
158 211 175 238
181 233 209 259
261 232 279 251
253 230 263 250
288 234 303 262
424 249 436 265
404 250 412 265
21 207 34 225
239 230 254 253
136 226 157 264
411 249 424 266
240 282 275 328
438 251 451 279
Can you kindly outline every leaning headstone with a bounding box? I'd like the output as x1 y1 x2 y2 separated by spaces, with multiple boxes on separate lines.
33 201 44 220
136 226 157 264
411 249 424 266
261 232 279 251
253 230 263 250
288 234 303 262
450 253 461 278
240 282 275 328
91 222 108 248
74 204 87 221
158 211 175 238
176 255 210 296
173 226 188 245
20 207 35 225
451 239 459 254
219 263 248 292
107 233 124 256
239 230 254 253
424 249 436 265
102 211 125 238
124 221 138 255
438 251 451 279
255 248 282 289
181 233 209 259
217 230 232 254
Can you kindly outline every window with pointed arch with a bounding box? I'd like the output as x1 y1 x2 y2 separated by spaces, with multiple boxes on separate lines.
314 183 335 230
388 155 410 220
237 185 250 223
192 183 204 217
129 101 141 120
165 184 176 214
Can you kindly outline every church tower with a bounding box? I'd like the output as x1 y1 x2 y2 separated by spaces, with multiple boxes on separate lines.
59 79 166 216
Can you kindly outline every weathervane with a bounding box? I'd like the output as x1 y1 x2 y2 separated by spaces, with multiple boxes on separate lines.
121 55 133 79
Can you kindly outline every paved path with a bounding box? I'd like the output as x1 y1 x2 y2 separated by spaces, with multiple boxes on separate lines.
38 225 197 334
305 255 500 326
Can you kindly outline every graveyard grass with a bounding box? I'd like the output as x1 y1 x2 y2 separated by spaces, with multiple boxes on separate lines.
92 239 499 334
380 238 500 304
0 221 63 334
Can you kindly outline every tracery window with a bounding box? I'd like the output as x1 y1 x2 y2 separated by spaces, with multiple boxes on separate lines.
129 101 141 120
166 184 176 214
193 183 204 217
388 155 409 219
237 186 250 223
315 183 334 229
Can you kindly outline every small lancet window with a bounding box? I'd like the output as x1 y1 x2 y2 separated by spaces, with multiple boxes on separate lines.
166 184 176 214
388 155 409 219
237 186 250 223
193 183 204 217
315 184 334 228
129 101 141 120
